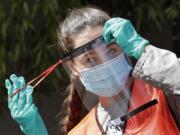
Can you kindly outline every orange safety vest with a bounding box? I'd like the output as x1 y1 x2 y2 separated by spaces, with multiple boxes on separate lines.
68 79 179 135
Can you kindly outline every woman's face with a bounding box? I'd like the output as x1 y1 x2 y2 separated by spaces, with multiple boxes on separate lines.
70 25 133 103
72 26 122 72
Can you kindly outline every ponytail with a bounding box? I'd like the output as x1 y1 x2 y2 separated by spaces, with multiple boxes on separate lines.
58 74 88 134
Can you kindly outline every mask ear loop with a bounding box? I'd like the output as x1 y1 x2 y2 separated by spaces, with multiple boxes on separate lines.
9 59 63 98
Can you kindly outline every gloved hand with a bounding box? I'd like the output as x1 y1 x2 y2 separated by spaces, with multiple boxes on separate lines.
103 17 149 59
5 74 48 135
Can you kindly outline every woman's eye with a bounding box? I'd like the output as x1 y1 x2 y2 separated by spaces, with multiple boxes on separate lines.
84 57 96 67
85 58 92 64
107 48 116 55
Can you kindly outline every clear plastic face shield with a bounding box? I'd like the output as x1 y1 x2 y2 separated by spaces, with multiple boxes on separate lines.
63 36 158 133
8 35 158 133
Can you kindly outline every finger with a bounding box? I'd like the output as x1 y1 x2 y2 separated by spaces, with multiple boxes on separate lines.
9 74 20 108
5 79 13 96
5 79 13 106
115 20 137 48
17 77 26 111
123 20 137 39
103 23 119 43
18 77 26 99
10 74 18 82
26 85 34 105
103 18 130 42
103 18 122 42
103 26 114 42
103 21 113 42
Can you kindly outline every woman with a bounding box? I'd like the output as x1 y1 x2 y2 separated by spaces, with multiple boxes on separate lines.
5 7 180 135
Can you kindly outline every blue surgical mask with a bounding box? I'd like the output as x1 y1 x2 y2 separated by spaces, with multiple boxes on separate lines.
78 53 133 97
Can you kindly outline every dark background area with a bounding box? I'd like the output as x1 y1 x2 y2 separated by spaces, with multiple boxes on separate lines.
0 0 179 134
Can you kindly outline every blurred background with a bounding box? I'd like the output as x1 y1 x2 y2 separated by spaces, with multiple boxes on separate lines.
0 0 179 134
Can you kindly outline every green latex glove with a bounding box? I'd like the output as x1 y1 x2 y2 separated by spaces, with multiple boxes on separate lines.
103 17 149 59
5 74 48 135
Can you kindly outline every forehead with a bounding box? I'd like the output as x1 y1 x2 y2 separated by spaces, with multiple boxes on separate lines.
73 26 103 49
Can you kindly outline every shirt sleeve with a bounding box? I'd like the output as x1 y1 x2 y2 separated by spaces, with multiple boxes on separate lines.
132 45 180 95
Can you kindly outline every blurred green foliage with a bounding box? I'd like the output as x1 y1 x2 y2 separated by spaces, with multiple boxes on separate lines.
131 0 180 30
0 0 179 114
0 0 83 114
